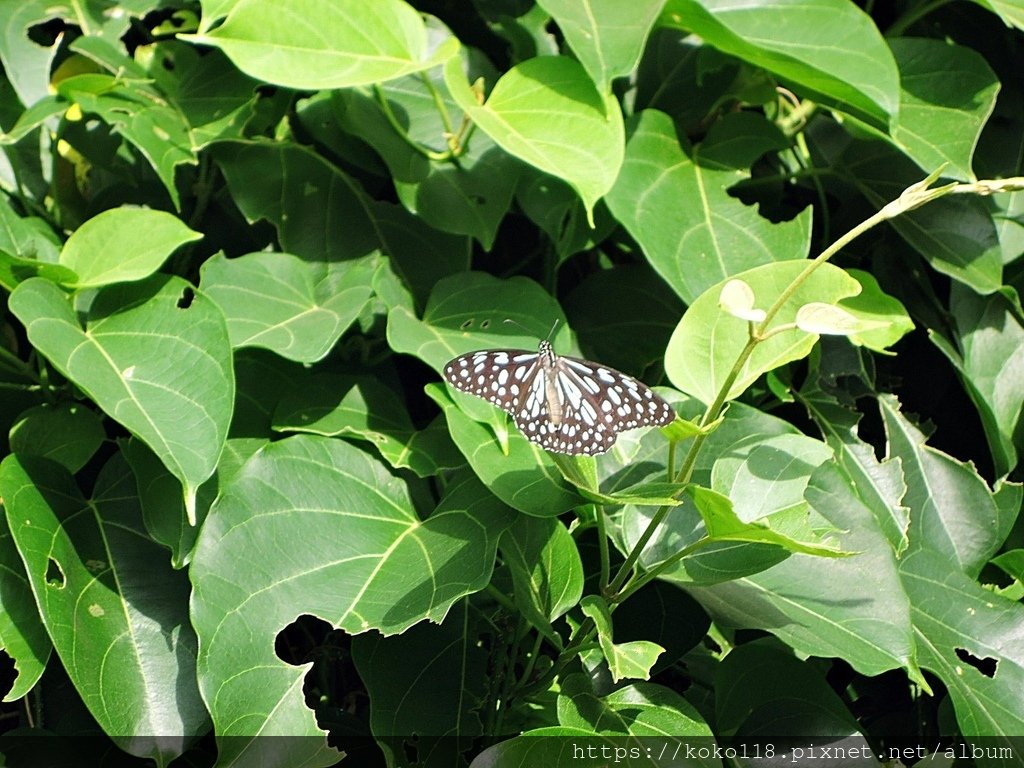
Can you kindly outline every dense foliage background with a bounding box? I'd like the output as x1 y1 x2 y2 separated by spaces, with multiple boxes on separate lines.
1 0 1023 766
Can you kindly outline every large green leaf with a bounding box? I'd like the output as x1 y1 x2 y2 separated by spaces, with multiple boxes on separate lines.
800 388 910 556
500 515 584 642
884 38 1000 182
8 402 105 473
428 383 584 517
661 0 899 128
666 260 862 405
211 140 469 310
444 54 624 222
352 601 486 766
901 549 1024 760
0 511 50 702
190 436 513 766
606 110 811 305
58 207 202 288
199 251 377 363
878 394 1018 576
273 373 463 478
185 0 458 89
0 453 208 764
537 0 666 93
9 276 234 520
689 461 923 682
930 286 1024 477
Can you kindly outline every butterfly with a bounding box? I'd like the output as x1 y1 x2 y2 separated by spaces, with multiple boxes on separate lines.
443 340 675 455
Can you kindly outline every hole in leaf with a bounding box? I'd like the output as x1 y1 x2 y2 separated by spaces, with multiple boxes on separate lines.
27 18 66 46
479 319 491 330
45 558 66 588
177 287 195 309
403 734 420 764
275 614 332 666
955 647 996 678
459 319 473 330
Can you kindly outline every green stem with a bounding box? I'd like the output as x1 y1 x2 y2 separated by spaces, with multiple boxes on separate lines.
0 344 38 382
594 503 611 593
373 85 452 162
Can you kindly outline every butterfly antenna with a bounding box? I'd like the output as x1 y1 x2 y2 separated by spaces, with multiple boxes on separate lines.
502 318 531 334
545 319 560 342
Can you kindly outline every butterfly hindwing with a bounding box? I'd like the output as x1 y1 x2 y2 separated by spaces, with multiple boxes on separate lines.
442 342 675 456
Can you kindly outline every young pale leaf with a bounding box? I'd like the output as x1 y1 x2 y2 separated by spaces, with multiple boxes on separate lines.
444 55 624 223
839 269 915 353
184 0 458 89
9 276 233 522
794 302 864 335
719 278 765 322
58 207 202 288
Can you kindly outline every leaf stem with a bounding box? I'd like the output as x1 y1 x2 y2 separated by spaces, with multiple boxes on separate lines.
372 84 453 162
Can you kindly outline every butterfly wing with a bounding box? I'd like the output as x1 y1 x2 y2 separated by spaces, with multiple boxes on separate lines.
442 349 539 411
538 356 675 455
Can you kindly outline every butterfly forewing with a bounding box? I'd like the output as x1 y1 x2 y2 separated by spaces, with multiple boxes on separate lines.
443 341 675 456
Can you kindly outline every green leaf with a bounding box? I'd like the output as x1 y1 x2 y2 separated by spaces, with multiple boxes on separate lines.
9 276 234 520
901 549 1024 750
210 140 469 310
661 0 899 128
501 516 584 642
558 674 714 740
537 0 666 93
930 286 1024 477
352 601 486 766
515 169 617 261
840 268 915 352
800 387 911 556
56 73 197 209
878 393 1018 576
444 54 624 222
605 110 811 304
715 639 869 740
883 38 1000 182
710 433 833 523
273 373 462 477
666 260 862 404
0 453 208 763
191 437 513 766
564 264 684 375
0 514 51 702
185 0 458 89
58 207 202 288
333 64 521 249
580 596 664 682
199 251 376 363
8 402 105 473
428 383 584 517
690 461 922 682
